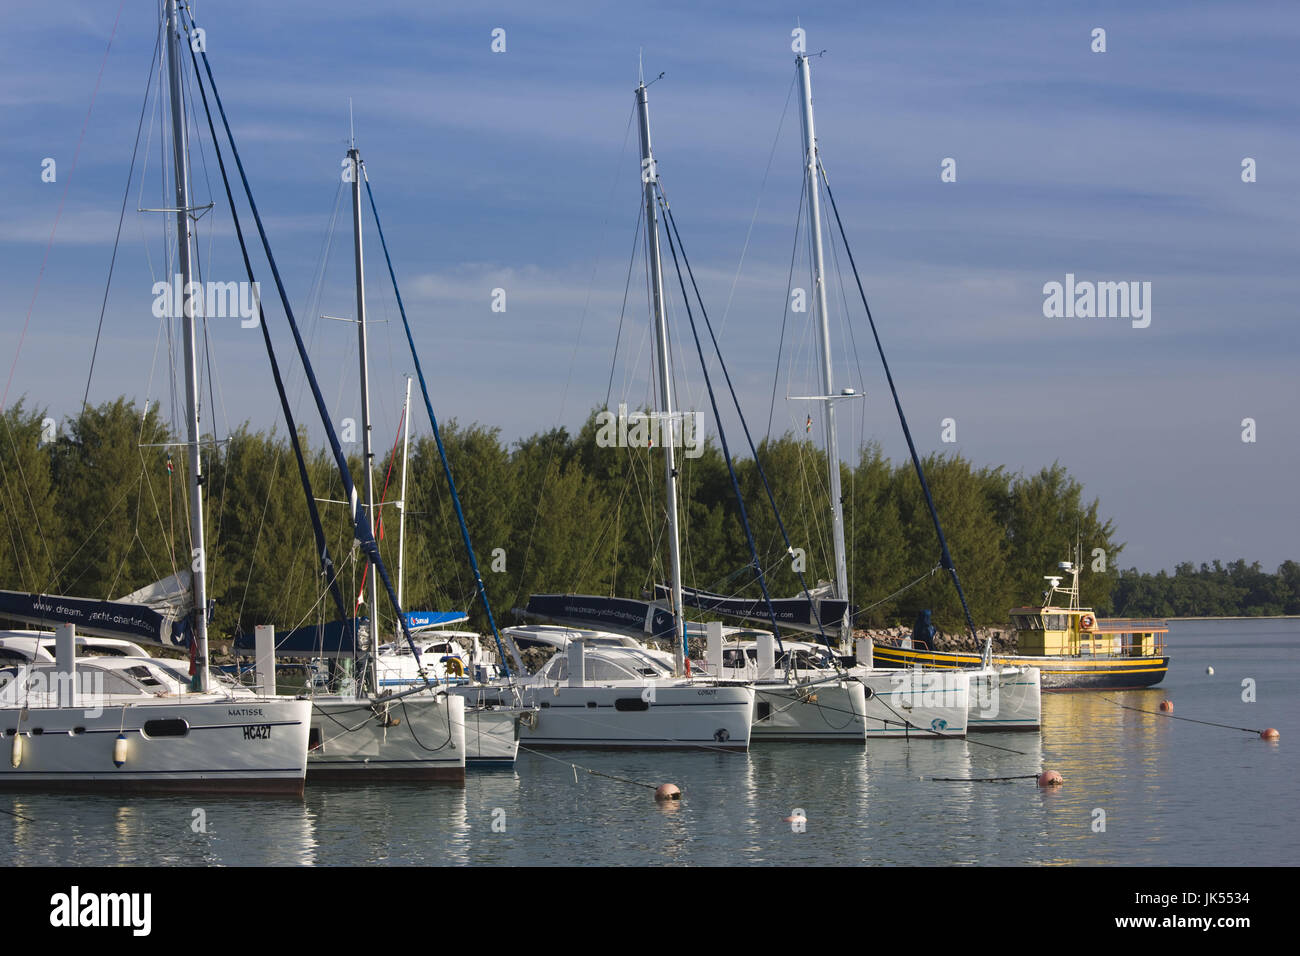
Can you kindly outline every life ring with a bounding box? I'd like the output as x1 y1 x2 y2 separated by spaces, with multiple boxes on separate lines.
1080 614 1095 630
441 656 466 678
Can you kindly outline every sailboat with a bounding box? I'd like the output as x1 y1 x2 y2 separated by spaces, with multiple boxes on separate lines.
785 46 1039 732
370 379 529 766
293 142 467 782
494 74 757 750
0 0 311 793
530 61 967 740
127 4 469 782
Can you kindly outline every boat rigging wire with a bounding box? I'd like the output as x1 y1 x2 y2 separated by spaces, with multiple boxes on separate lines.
717 71 798 340
183 9 425 682
604 202 645 409
766 174 805 442
853 563 943 620
657 188 787 650
83 24 163 413
818 159 981 646
512 102 639 613
184 29 350 629
659 195 837 654
2 0 127 415
363 175 514 677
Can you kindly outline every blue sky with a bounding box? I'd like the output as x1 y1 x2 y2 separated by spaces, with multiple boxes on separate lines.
1 0 1297 574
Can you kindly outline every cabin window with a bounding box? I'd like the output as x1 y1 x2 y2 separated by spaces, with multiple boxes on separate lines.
141 718 189 738
756 702 772 721
587 659 637 682
124 665 165 688
614 698 650 712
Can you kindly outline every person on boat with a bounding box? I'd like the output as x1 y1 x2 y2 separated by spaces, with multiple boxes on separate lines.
908 609 936 651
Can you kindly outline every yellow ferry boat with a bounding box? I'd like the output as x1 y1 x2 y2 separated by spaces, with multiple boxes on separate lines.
871 560 1169 690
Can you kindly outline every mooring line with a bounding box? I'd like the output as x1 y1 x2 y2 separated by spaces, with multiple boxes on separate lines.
1101 697 1266 735
517 744 660 791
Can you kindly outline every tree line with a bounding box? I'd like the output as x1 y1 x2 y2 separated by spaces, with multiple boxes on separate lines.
0 398 1290 642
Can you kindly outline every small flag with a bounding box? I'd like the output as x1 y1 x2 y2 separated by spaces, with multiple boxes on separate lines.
805 415 812 434
166 453 174 475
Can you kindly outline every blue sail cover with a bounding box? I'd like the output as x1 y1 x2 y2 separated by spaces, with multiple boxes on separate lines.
0 589 191 649
653 584 852 634
403 611 469 631
232 619 360 657
524 594 677 641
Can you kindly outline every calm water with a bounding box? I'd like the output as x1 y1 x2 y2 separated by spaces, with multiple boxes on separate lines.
4 619 1295 866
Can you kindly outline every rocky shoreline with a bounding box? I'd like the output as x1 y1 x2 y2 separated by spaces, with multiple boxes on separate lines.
854 625 1017 655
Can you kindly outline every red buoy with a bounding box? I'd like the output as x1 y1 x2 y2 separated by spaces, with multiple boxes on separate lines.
1159 699 1174 713
1037 770 1064 787
655 783 681 801
1261 728 1280 741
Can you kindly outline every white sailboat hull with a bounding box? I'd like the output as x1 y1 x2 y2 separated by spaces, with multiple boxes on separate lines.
966 666 1041 731
852 668 970 738
460 704 521 765
307 693 465 782
751 679 867 742
0 696 311 794
519 683 755 750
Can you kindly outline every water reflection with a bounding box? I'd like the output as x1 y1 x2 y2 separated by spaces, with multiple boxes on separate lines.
2 622 1295 866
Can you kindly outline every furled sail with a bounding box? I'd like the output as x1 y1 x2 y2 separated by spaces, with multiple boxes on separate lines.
524 594 677 641
0 571 195 648
653 583 852 635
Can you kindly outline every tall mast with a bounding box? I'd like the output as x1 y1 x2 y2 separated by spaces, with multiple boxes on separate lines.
797 52 851 646
349 143 381 696
166 0 210 690
396 376 412 613
635 79 687 677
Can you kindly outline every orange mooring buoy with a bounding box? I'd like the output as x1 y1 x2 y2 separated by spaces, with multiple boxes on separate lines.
1037 770 1064 787
1159 699 1174 713
655 783 681 801
1261 728 1280 741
